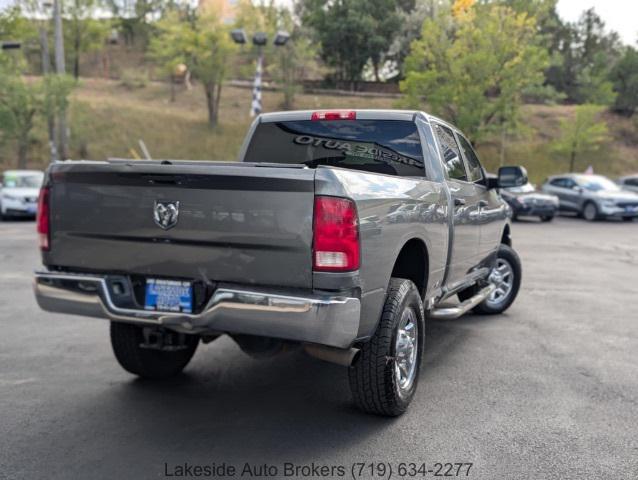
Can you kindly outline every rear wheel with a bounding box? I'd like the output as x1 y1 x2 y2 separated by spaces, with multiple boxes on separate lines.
583 202 599 221
349 278 425 416
622 217 634 222
110 322 199 379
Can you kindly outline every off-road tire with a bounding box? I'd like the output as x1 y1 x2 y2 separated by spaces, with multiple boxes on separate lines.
110 322 199 379
458 244 522 315
349 278 425 416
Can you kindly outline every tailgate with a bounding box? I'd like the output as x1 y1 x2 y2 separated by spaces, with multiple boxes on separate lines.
44 162 316 289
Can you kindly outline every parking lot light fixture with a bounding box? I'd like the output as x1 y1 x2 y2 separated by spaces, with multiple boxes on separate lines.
230 29 247 45
1 41 22 51
273 31 290 47
229 29 290 117
252 32 268 47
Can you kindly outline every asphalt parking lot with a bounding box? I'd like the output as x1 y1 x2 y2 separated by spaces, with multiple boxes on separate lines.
1 217 637 480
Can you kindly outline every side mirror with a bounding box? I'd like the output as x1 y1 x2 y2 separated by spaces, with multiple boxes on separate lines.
488 166 528 189
572 185 584 194
498 166 528 188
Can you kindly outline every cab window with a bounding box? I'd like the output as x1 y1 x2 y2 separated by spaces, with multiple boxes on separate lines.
457 135 484 183
433 124 467 181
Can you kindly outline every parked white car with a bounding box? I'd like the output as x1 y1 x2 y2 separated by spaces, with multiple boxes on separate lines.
0 170 44 220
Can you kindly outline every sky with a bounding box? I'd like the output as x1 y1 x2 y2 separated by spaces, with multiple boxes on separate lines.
1 0 636 46
556 0 637 46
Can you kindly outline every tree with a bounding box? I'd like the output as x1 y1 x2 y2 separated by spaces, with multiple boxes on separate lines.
149 11 236 128
551 105 609 172
609 47 638 116
63 0 111 79
299 0 400 87
271 31 318 110
544 8 621 104
0 74 41 168
0 5 37 72
400 3 548 143
105 0 171 47
388 0 451 79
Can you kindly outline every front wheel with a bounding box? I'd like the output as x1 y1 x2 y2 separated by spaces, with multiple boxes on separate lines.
458 244 522 315
349 278 425 416
583 202 599 221
540 214 554 222
110 322 199 379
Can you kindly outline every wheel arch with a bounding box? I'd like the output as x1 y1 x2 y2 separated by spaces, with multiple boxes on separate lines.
501 223 512 246
390 237 429 299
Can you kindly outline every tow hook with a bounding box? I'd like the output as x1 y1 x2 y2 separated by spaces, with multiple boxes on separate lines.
139 327 191 352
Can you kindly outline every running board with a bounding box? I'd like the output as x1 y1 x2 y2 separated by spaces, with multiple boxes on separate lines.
428 285 496 320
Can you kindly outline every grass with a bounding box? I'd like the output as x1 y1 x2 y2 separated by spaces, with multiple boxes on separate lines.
1 78 637 184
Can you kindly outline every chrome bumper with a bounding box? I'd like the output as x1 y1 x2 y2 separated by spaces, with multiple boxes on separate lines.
34 271 361 349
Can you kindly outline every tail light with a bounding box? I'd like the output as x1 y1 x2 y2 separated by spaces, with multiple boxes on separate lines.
313 196 359 272
311 110 356 121
36 187 50 251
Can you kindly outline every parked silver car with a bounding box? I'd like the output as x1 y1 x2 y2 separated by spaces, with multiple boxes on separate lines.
541 174 638 221
617 175 638 194
0 170 44 220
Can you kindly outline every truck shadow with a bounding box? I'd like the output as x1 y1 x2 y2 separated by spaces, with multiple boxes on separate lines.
102 337 391 463
63 316 492 468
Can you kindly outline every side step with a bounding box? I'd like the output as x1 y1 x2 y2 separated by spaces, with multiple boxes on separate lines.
428 285 496 320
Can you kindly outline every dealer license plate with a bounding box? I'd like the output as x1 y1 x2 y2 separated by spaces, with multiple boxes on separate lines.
144 279 193 313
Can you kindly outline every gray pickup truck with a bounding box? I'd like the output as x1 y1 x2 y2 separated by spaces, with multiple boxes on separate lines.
34 109 525 416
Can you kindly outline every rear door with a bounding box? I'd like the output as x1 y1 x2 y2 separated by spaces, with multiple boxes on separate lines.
546 177 579 211
432 123 481 287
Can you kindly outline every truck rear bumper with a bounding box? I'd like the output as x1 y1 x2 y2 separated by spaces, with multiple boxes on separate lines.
34 271 361 349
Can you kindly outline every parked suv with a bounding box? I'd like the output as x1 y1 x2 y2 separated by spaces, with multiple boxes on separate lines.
542 174 638 221
617 175 638 194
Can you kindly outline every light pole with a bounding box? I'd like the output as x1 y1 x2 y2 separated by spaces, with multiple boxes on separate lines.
39 1 59 163
53 0 67 160
230 29 290 117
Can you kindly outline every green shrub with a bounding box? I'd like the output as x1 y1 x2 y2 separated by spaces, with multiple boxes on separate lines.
120 69 148 89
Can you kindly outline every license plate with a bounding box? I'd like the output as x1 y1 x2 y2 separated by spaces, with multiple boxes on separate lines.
144 279 193 313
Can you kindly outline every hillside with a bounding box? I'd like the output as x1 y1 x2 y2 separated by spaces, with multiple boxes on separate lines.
2 78 637 184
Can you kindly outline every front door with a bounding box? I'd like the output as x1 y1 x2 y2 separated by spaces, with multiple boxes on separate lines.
455 134 507 261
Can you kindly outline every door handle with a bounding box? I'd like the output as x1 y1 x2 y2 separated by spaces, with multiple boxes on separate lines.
454 197 466 207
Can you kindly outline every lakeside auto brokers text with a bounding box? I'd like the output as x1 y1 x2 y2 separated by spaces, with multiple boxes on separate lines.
163 461 474 478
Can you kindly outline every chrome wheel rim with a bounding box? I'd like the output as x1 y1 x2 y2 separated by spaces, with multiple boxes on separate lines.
486 258 514 308
394 308 418 396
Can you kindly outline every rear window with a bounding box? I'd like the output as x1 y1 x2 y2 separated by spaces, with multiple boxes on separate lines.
243 119 425 177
